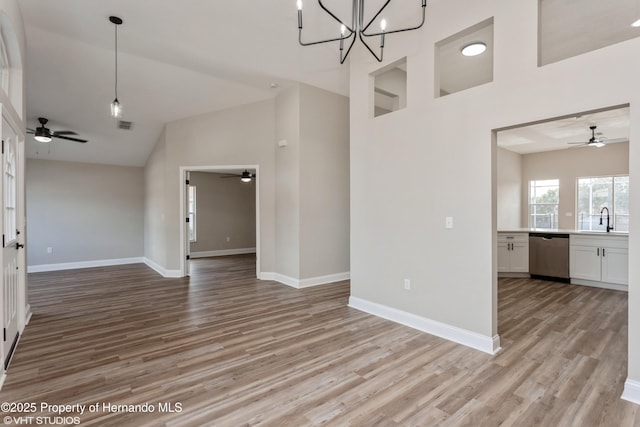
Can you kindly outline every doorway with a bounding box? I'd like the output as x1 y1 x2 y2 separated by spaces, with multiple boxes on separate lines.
493 104 631 339
179 165 260 278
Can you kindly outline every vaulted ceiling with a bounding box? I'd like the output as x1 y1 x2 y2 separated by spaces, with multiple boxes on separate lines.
19 1 640 165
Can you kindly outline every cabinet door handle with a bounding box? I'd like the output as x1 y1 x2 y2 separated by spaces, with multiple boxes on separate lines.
602 248 605 257
597 248 600 256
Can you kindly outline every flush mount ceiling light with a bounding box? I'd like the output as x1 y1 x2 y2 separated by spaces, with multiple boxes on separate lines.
109 16 123 119
297 0 427 64
461 42 487 56
632 18 640 27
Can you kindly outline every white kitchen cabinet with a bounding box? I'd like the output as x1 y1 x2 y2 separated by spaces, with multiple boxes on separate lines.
498 233 529 273
570 234 628 289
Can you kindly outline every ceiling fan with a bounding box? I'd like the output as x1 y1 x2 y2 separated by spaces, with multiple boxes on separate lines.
567 125 626 148
27 117 88 143
220 170 256 182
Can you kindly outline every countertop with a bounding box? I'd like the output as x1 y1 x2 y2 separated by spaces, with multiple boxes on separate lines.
498 228 629 237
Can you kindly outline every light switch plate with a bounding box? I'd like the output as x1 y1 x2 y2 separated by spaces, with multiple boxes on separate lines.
445 216 453 229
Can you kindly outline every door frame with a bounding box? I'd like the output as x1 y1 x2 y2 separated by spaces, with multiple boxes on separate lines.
179 165 261 278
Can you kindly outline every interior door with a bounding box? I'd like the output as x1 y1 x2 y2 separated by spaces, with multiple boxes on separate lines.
185 171 191 276
2 117 21 369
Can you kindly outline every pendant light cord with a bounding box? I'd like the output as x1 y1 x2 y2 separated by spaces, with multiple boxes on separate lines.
114 22 118 100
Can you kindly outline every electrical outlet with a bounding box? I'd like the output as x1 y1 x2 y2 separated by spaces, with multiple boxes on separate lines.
47 247 52 254
404 279 411 290
226 236 231 242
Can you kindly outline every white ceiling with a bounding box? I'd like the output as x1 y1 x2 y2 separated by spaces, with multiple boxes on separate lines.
19 1 640 165
497 106 630 155
20 0 357 166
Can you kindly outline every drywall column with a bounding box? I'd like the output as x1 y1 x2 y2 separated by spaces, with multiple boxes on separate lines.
275 86 301 280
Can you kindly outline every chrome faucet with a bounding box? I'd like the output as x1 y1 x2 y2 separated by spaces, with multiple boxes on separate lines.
600 207 613 232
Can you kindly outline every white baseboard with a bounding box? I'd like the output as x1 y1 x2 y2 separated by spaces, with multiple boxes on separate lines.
571 278 628 292
25 304 32 325
143 258 182 278
27 257 145 273
260 271 350 289
622 379 640 404
190 248 256 258
348 296 501 355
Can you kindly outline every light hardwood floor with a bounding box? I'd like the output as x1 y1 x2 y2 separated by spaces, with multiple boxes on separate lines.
1 255 638 426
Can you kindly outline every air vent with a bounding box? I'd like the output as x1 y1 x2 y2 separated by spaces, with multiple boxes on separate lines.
117 120 134 130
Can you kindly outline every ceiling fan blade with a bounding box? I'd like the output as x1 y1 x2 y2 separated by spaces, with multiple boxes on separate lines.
567 142 587 145
599 137 627 144
53 135 88 143
52 130 78 136
26 129 35 134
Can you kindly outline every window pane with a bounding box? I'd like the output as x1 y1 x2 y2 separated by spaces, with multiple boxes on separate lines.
577 176 628 232
614 176 629 232
529 179 559 229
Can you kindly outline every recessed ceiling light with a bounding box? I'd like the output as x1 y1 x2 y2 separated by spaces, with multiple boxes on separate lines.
632 18 640 27
461 42 487 57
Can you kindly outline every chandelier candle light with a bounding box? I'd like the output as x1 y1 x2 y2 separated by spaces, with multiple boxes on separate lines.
109 16 123 119
297 0 426 63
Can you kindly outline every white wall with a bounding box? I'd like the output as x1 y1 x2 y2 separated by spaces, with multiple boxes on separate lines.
299 84 350 279
520 142 629 229
274 84 350 282
159 100 277 274
275 86 301 279
144 84 350 284
189 172 256 254
349 0 640 373
144 129 167 268
26 159 144 267
496 147 522 229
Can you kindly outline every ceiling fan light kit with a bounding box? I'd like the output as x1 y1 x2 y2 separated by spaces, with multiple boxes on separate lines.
297 0 426 64
34 128 52 143
109 16 123 119
241 171 253 183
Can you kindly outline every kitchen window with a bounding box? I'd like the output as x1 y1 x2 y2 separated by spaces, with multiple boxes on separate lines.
529 179 559 229
577 175 629 232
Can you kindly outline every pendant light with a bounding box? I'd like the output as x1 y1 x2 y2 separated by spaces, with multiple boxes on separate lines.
109 16 123 118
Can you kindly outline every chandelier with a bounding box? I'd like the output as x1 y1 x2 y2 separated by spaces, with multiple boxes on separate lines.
297 0 427 64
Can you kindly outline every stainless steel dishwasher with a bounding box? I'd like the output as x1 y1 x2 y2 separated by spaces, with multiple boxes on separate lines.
529 233 570 281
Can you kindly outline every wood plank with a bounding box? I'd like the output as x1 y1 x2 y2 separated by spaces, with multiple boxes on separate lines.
0 256 637 425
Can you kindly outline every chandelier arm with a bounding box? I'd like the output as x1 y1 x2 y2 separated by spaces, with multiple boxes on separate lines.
299 29 355 47
340 33 358 64
358 31 383 62
360 0 392 33
361 0 426 37
317 0 356 32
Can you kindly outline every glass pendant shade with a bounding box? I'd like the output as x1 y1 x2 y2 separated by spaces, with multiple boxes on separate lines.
111 98 122 118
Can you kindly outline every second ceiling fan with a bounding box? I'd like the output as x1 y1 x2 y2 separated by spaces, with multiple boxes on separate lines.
567 125 626 148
